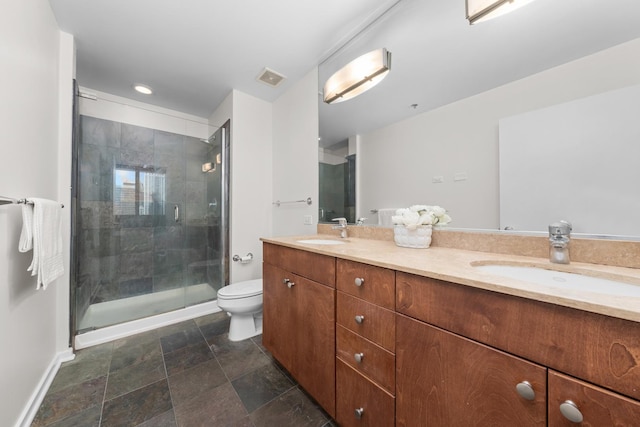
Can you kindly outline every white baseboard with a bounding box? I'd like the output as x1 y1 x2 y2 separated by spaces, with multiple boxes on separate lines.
17 348 75 427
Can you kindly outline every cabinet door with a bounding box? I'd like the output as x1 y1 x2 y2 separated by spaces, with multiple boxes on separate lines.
263 263 295 370
549 371 640 426
396 314 547 427
292 272 336 417
262 262 336 417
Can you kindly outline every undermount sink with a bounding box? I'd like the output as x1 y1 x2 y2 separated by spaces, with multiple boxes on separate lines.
296 239 346 245
474 264 640 297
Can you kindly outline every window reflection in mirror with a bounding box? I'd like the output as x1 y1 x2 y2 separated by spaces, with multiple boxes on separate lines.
114 165 166 216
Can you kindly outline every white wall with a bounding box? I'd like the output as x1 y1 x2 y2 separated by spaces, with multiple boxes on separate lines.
0 1 72 426
359 37 640 229
56 30 75 368
210 90 273 283
79 88 210 138
272 69 319 236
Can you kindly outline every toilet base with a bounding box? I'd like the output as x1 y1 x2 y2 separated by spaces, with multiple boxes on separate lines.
228 311 263 342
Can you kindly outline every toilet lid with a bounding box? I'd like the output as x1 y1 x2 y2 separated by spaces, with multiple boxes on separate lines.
217 279 263 299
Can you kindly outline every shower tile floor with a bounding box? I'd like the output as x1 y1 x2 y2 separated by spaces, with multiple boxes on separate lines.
32 312 337 427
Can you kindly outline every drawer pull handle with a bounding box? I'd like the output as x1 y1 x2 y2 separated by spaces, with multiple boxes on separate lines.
287 281 295 289
354 277 365 287
282 278 290 284
515 381 535 401
354 315 365 324
354 408 364 419
354 352 364 363
559 400 583 423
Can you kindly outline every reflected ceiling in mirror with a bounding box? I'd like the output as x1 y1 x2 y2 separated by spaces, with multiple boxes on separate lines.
318 0 640 237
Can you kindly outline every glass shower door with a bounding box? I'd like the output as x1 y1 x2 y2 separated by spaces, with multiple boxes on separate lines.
183 124 229 307
75 115 228 333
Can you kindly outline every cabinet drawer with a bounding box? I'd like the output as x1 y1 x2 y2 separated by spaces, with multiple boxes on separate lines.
337 259 395 309
396 271 640 401
263 242 335 287
337 292 395 352
548 371 640 426
336 325 395 394
396 314 547 427
336 359 395 427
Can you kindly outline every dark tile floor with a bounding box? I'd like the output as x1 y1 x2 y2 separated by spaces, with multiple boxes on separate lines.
32 312 337 427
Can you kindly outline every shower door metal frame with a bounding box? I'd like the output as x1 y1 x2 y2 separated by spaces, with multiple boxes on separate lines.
219 120 231 289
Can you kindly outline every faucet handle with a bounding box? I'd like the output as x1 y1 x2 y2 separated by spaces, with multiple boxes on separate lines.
549 220 572 237
332 217 347 227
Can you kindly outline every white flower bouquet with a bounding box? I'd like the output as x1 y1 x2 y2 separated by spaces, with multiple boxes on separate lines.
391 205 452 230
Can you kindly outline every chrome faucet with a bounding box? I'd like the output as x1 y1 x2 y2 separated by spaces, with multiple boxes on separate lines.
332 217 348 238
549 221 572 264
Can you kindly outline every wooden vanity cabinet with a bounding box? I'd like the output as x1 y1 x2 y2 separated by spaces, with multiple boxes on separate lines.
264 242 640 426
262 243 336 417
396 271 640 426
335 259 396 426
396 314 547 427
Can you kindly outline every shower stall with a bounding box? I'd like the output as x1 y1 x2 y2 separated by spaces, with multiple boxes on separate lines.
72 113 229 338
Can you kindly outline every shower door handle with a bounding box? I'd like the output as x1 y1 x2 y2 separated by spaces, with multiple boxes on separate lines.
174 205 179 222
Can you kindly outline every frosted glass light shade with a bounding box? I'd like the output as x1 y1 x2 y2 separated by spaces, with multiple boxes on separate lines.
466 0 537 24
323 48 391 104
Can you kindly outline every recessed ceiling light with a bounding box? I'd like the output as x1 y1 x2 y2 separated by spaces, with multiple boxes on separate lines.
134 84 153 95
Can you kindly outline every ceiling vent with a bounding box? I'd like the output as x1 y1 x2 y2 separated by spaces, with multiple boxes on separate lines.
256 67 286 87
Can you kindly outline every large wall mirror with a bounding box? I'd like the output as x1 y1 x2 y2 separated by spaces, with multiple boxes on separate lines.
318 0 640 239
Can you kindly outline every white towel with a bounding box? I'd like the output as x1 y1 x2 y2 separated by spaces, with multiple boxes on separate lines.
20 198 64 289
19 204 34 252
377 208 398 227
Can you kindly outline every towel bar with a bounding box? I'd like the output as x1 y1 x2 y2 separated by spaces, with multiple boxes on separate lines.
0 196 64 208
272 197 312 207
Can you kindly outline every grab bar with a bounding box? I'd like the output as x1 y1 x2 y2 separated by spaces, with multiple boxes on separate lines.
272 197 312 207
0 196 64 208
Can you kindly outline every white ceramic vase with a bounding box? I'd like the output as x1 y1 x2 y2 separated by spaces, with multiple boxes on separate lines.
393 225 432 249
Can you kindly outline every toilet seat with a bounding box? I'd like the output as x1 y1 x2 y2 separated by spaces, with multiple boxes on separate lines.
217 279 262 300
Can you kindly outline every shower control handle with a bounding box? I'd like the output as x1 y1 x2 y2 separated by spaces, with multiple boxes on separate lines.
174 205 179 222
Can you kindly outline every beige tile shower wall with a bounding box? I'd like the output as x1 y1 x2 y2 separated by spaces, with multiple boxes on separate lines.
317 224 640 269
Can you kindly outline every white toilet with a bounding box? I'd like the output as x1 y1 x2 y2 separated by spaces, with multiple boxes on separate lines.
216 279 263 341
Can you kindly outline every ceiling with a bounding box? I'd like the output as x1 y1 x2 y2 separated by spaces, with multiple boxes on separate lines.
49 0 640 139
48 0 397 118
318 0 640 148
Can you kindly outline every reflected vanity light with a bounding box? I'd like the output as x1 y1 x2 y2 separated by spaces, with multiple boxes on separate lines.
466 0 537 24
323 48 391 104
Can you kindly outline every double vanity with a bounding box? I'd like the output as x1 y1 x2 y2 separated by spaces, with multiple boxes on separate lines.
261 229 640 426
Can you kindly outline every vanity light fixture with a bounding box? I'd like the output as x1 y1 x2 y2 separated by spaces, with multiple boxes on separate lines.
134 84 153 95
466 0 537 24
323 48 391 104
